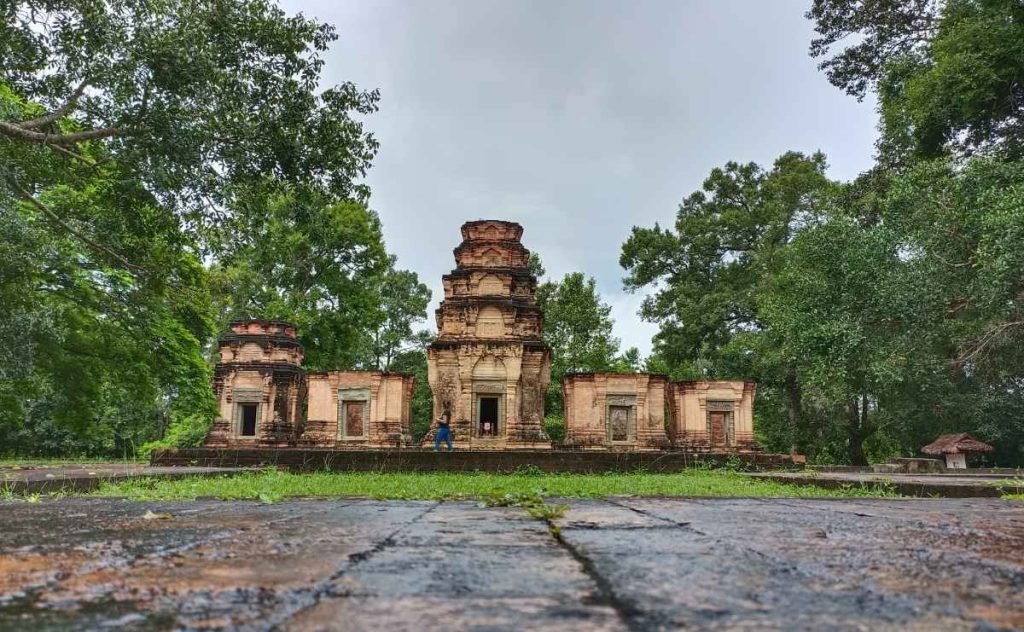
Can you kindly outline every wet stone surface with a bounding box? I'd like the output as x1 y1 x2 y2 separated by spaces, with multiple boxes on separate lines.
0 498 1022 631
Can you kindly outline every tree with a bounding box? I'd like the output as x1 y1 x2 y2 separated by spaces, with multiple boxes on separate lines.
1 0 379 241
537 272 624 412
389 332 435 443
527 252 546 278
809 0 1024 160
803 0 1024 465
807 0 941 100
883 158 1024 377
620 152 833 368
614 347 642 372
365 265 431 371
209 186 392 370
759 220 918 464
0 85 215 456
621 152 835 451
0 0 383 455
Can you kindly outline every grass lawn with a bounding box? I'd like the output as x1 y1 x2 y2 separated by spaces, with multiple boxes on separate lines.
91 468 900 503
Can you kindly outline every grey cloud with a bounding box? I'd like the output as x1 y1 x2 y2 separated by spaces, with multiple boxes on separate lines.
282 0 877 355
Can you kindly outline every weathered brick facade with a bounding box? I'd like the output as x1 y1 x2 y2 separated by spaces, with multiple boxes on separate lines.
204 320 307 448
669 380 759 451
562 374 760 452
200 223 762 454
305 372 414 449
424 220 552 450
203 320 414 448
562 373 671 450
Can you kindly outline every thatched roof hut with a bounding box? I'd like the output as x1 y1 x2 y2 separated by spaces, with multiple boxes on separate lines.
922 433 993 456
921 433 993 469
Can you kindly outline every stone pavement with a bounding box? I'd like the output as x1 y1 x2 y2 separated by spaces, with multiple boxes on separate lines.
749 470 1024 497
0 498 1022 630
0 464 249 494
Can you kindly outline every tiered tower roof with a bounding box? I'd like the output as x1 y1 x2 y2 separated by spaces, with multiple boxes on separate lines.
217 319 304 367
433 220 545 345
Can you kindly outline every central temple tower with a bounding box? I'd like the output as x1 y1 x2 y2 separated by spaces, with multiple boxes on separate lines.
425 220 552 450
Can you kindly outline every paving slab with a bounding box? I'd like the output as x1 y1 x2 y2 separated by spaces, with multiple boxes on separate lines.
554 497 1024 630
0 497 1022 630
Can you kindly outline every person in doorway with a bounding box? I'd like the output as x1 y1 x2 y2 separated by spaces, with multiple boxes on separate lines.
433 406 454 452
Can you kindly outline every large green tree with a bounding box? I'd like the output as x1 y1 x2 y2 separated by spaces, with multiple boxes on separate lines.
809 0 1024 160
536 272 636 416
210 185 388 370
620 152 834 451
0 0 388 455
804 0 1024 464
365 265 432 372
0 87 215 456
1 0 379 228
618 0 1024 464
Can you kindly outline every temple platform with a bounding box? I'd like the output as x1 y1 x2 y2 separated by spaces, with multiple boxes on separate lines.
151 447 800 472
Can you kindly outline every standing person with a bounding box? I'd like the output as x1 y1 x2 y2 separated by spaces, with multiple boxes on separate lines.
433 406 454 452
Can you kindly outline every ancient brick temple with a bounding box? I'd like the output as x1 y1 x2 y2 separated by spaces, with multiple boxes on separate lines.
561 375 758 452
304 371 414 448
198 222 762 454
424 220 552 450
562 373 671 450
670 380 758 451
204 320 307 447
203 320 414 448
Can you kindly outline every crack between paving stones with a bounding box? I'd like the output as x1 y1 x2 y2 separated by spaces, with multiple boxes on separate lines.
536 503 645 632
267 502 440 631
604 498 702 533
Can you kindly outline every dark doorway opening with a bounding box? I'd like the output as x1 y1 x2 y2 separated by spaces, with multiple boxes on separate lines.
479 396 498 436
240 404 258 436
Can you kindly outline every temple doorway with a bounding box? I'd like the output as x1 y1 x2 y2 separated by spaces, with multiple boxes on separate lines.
479 396 499 436
709 412 726 446
240 404 258 436
609 405 631 442
343 401 365 438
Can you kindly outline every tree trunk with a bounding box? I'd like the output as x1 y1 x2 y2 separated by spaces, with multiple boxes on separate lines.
784 371 803 455
847 397 868 466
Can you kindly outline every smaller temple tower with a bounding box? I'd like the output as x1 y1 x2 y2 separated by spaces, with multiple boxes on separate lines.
669 380 759 451
204 320 306 447
425 220 552 450
562 373 671 450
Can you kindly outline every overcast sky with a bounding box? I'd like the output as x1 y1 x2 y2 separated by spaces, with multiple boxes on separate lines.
282 0 877 357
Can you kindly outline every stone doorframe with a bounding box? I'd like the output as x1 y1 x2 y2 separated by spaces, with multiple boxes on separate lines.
706 400 735 446
232 387 263 438
338 387 370 440
472 380 505 438
606 393 637 445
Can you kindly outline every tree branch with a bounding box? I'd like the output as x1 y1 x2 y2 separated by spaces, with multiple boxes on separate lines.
957 318 1024 364
7 178 147 276
46 143 98 166
16 79 90 129
0 121 126 145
